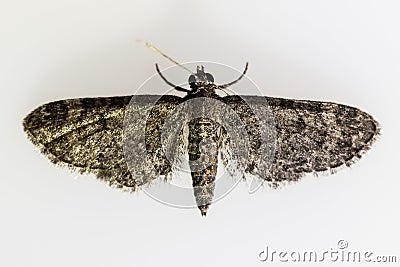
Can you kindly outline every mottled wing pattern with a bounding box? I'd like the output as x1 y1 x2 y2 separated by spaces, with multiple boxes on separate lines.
24 94 380 191
23 95 180 190
223 95 379 187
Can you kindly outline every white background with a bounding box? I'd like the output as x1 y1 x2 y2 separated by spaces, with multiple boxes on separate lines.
1 0 399 266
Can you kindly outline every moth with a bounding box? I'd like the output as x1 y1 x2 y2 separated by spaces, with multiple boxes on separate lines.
23 45 380 216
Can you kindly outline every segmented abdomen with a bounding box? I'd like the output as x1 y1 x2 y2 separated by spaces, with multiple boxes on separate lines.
188 118 221 216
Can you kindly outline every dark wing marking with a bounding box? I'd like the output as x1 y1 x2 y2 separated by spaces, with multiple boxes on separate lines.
23 95 181 190
222 95 380 187
24 93 380 190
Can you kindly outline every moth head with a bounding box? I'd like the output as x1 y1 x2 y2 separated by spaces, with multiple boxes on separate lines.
188 65 214 87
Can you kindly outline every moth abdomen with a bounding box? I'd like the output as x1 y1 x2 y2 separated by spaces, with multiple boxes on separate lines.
188 118 221 216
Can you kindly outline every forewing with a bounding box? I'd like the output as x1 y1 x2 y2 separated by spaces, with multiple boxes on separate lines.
23 95 181 190
222 95 380 187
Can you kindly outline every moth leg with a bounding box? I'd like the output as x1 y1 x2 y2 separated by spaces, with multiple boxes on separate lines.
155 64 191 93
218 62 249 89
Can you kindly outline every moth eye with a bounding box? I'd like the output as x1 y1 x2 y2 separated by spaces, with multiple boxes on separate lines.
188 75 196 84
205 73 214 83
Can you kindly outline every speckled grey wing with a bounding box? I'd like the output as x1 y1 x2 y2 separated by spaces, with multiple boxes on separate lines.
23 95 181 190
222 95 380 187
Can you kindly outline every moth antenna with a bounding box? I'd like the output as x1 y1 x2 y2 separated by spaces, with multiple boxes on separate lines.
137 40 194 75
218 62 249 88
